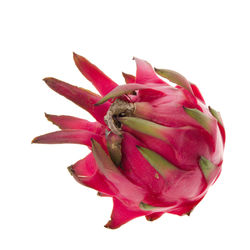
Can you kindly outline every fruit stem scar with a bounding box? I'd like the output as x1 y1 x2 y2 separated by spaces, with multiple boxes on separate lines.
104 99 135 135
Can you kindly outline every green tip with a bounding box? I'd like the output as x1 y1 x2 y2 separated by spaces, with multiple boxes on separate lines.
183 107 213 133
91 139 120 174
185 209 193 216
199 156 217 183
137 146 180 178
95 83 165 105
154 68 194 94
139 202 161 211
118 116 166 141
67 165 75 176
95 84 146 105
209 106 223 126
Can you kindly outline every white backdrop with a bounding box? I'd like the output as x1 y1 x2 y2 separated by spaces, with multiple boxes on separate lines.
1 0 249 249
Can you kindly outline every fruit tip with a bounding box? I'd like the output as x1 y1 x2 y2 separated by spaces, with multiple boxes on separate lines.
185 207 195 216
43 77 49 82
67 165 75 175
31 137 38 144
44 112 50 119
73 51 79 60
104 220 111 229
208 105 216 115
43 77 53 85
146 216 158 222
133 56 142 61
104 220 116 229
44 112 54 124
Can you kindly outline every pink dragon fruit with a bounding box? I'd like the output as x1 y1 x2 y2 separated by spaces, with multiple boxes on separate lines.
32 53 225 229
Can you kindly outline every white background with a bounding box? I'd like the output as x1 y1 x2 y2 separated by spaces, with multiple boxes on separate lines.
1 0 249 249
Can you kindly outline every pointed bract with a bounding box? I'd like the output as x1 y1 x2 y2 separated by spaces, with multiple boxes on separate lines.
105 198 148 229
96 83 165 105
97 192 111 197
155 68 194 95
145 212 164 221
190 83 205 104
209 106 223 126
118 116 166 141
45 113 103 133
183 107 214 133
134 57 167 84
199 156 219 184
73 53 118 95
121 132 166 193
91 139 145 203
209 106 226 145
119 117 200 153
43 77 110 124
137 146 180 179
122 72 136 84
32 129 102 147
68 153 116 196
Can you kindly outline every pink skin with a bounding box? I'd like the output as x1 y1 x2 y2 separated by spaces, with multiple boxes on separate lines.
33 54 225 229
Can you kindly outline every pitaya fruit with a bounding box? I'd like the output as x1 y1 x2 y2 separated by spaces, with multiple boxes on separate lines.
32 53 225 229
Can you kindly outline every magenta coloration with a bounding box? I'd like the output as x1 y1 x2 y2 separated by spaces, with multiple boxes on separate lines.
33 53 225 229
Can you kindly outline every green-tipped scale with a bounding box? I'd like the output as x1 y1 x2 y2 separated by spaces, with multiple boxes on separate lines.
118 116 166 140
139 202 164 211
183 107 214 133
137 146 181 179
199 156 218 184
95 83 164 105
91 139 121 175
154 68 194 95
209 106 223 126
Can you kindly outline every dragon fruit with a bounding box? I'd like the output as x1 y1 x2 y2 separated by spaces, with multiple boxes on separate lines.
32 53 225 229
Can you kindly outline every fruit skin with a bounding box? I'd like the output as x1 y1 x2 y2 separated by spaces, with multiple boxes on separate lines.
33 53 225 229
